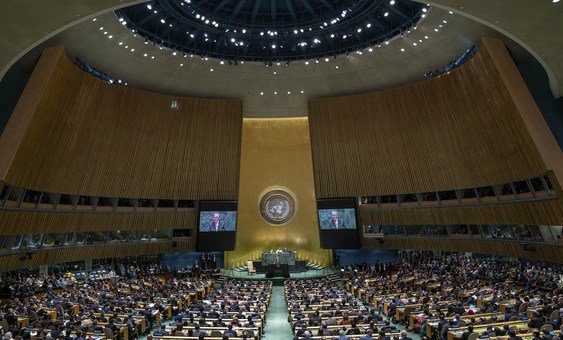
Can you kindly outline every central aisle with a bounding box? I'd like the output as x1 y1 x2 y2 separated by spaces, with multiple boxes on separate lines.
262 285 294 340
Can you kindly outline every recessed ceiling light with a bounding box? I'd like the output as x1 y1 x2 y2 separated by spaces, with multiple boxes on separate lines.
210 68 214 72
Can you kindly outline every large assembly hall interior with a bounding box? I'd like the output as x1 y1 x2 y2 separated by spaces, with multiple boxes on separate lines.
0 1 562 340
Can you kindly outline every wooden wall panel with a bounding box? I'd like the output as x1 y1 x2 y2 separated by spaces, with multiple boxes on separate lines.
1 46 242 200
0 209 197 235
358 198 563 226
362 237 563 264
0 238 195 272
309 39 547 198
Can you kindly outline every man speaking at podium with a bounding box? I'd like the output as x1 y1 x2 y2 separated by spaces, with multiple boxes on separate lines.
206 212 225 231
327 210 345 229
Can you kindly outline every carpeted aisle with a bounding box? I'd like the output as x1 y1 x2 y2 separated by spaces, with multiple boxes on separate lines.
262 285 295 340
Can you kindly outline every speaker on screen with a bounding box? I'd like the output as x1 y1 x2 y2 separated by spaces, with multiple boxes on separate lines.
196 201 237 251
317 198 360 249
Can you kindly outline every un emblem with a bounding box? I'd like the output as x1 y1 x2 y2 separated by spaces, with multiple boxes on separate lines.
259 188 296 225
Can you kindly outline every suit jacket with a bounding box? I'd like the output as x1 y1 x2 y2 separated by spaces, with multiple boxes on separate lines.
328 217 346 229
206 219 226 231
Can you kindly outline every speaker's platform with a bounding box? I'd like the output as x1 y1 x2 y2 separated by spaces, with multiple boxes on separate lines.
252 260 308 274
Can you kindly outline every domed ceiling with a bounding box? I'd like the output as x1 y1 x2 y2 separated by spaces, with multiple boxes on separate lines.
116 0 426 62
1 1 547 118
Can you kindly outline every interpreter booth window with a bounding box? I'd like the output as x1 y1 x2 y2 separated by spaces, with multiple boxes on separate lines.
150 229 171 241
0 185 9 204
138 230 152 241
21 234 43 249
75 232 89 245
491 225 514 239
425 225 448 236
421 192 438 202
77 196 91 206
90 231 108 244
0 235 23 252
22 190 41 205
364 225 383 235
476 186 496 199
513 180 532 195
42 233 65 248
107 230 130 243
384 225 405 235
63 232 76 246
39 192 56 209
513 225 543 242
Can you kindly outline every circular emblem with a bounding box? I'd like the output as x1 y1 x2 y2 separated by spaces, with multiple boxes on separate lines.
259 188 296 225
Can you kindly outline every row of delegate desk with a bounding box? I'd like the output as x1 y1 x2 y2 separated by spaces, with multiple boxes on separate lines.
150 280 272 340
343 276 556 340
1 278 214 339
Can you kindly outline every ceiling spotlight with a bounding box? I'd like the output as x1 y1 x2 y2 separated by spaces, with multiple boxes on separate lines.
422 8 427 12
161 18 166 24
220 60 225 65
271 44 276 49
210 68 214 72
384 12 389 17
260 92 264 95
390 0 395 4
147 4 152 10
325 58 329 62
366 23 372 28
305 61 309 65
357 28 362 33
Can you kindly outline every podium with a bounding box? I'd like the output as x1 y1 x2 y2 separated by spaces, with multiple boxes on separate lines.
266 263 290 278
